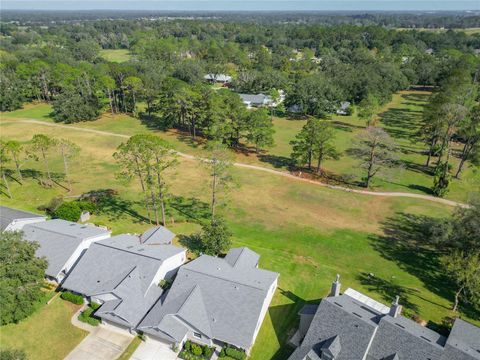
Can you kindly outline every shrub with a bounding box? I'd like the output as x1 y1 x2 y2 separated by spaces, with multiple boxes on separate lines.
225 347 246 360
191 343 203 356
0 349 27 360
77 200 96 213
78 304 101 326
159 279 172 290
60 291 84 305
90 301 101 311
53 202 82 222
203 346 213 358
38 196 63 215
184 340 191 352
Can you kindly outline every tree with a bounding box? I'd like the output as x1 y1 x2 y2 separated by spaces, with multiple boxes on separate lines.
442 250 480 312
351 126 397 188
4 140 24 181
114 135 154 223
0 231 48 325
52 89 102 123
432 161 451 197
124 76 143 116
358 94 379 126
202 142 233 220
455 105 480 178
57 139 80 192
246 108 275 153
291 118 339 173
0 141 12 198
198 217 232 255
29 134 56 184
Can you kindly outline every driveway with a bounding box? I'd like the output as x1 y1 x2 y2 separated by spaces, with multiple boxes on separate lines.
64 325 133 360
131 338 178 360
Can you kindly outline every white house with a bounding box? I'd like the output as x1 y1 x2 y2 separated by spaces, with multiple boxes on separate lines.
22 219 111 283
0 206 46 232
62 233 186 332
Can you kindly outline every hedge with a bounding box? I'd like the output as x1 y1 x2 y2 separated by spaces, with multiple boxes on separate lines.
53 202 82 222
60 291 84 305
78 303 101 326
220 347 246 360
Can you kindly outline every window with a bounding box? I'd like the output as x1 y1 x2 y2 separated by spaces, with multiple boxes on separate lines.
193 332 201 339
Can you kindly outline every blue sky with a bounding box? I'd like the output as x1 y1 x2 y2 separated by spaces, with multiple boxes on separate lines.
2 1 479 11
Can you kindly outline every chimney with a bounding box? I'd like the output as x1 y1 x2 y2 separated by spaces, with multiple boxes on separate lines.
389 296 402 318
329 274 341 297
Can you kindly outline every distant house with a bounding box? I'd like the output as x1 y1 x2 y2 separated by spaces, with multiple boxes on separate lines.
289 275 480 360
204 74 232 84
287 104 303 114
425 48 434 55
336 101 351 115
22 219 111 283
239 93 273 108
0 206 46 232
62 233 186 332
138 247 279 353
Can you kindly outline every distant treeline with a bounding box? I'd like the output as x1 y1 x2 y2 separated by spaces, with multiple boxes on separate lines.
1 10 480 28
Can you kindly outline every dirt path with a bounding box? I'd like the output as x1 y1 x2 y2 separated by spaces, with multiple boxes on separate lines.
3 118 468 208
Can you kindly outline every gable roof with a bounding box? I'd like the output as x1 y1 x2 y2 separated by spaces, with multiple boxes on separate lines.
239 93 271 105
22 219 110 278
139 247 278 349
290 288 480 360
0 206 46 231
62 234 184 328
140 226 175 245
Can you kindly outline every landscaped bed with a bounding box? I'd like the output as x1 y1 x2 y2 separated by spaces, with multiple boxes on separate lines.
78 302 101 326
178 340 214 360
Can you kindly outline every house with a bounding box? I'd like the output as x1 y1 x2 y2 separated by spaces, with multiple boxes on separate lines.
289 275 480 360
204 74 232 84
62 233 186 332
0 206 46 232
336 101 351 116
138 247 279 353
22 219 111 283
239 93 273 108
140 225 176 245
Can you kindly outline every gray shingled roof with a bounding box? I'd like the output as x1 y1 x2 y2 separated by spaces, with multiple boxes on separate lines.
0 206 45 231
22 219 110 278
239 93 271 105
139 247 278 349
140 226 175 245
290 290 480 360
62 234 184 328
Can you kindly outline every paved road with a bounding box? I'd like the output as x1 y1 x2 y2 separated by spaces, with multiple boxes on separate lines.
64 326 133 360
131 338 178 360
5 118 468 208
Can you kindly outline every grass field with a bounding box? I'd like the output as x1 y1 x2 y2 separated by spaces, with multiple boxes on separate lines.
0 294 87 360
1 91 479 359
99 49 132 62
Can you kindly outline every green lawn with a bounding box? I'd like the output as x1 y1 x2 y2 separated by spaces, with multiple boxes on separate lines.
118 336 143 360
0 91 479 359
0 294 87 360
99 49 132 62
2 90 477 202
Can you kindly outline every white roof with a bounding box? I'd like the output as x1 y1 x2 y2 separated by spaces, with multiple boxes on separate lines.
343 288 390 314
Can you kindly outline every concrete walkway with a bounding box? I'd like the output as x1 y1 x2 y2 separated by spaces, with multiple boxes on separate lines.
6 118 469 209
130 338 178 360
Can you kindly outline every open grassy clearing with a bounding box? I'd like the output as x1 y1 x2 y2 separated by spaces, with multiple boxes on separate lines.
2 90 478 202
99 49 132 62
0 112 477 359
0 293 87 360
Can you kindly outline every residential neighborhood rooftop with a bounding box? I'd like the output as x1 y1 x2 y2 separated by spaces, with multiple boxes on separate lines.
22 219 110 279
140 225 176 245
138 247 279 350
289 277 480 360
0 206 46 232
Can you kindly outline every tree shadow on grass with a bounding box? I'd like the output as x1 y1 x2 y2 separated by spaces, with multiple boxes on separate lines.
91 190 151 224
378 108 423 141
369 213 456 312
356 272 420 313
168 195 210 223
178 233 203 254
258 154 293 169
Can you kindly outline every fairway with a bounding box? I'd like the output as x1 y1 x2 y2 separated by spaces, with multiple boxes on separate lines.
1 93 478 359
99 49 132 62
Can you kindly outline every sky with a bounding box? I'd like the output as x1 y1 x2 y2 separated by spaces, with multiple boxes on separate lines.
2 1 480 12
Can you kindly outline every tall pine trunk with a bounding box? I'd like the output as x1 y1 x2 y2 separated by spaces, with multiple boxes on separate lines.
12 153 22 181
